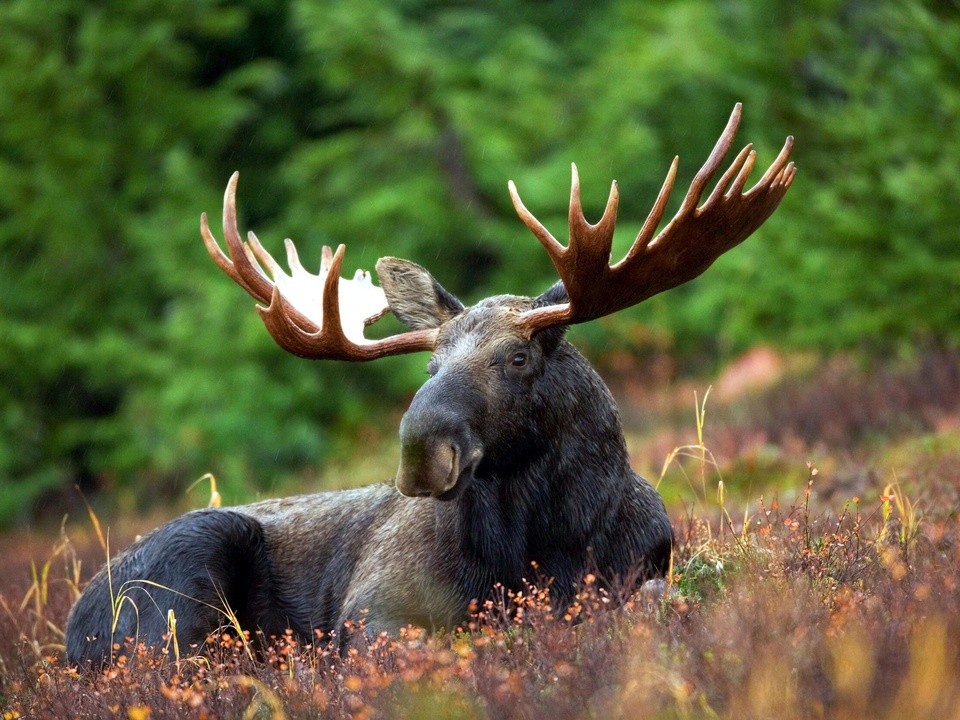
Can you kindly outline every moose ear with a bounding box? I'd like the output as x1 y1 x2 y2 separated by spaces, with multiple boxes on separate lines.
376 257 464 330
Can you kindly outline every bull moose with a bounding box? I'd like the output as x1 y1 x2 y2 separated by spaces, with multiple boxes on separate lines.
66 104 794 666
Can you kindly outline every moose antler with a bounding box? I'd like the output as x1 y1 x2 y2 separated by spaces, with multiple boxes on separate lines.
509 103 796 332
201 172 437 360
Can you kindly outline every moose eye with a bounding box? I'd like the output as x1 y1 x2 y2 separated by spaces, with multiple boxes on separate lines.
509 351 528 368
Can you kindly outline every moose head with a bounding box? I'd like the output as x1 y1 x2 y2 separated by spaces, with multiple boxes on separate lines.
201 103 794 500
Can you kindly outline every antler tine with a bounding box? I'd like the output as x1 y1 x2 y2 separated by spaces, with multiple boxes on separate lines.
623 156 679 263
284 238 304 276
677 102 742 217
704 143 754 208
247 230 286 282
508 180 565 257
200 211 252 294
320 243 347 338
569 163 620 260
725 147 758 198
516 103 795 335
256 286 314 357
222 172 274 303
201 212 267 304
748 135 795 194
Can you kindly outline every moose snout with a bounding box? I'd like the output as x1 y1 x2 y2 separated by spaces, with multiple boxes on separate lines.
395 403 483 499
396 439 460 498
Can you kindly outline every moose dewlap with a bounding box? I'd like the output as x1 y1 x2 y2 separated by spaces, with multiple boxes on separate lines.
66 104 794 666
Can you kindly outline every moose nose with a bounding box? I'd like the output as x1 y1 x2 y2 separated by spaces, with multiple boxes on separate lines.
396 439 459 498
395 371 484 499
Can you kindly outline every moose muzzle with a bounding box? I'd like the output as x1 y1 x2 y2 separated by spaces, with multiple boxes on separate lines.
395 385 483 499
396 439 459 498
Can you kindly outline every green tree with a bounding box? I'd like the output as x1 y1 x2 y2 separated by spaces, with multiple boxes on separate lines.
1 0 958 527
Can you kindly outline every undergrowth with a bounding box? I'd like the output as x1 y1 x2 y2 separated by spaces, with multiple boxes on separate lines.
2 393 959 718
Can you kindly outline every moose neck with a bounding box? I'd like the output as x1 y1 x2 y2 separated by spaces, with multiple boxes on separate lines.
452 341 631 584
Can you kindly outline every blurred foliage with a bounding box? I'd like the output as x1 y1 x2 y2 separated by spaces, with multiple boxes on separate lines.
0 0 958 525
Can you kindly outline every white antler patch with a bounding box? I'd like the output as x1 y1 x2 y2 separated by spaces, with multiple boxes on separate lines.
251 237 388 344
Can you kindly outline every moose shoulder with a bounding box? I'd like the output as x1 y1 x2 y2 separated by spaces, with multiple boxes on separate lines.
66 104 795 666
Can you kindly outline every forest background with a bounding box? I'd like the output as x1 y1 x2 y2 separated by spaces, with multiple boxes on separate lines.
1 0 958 528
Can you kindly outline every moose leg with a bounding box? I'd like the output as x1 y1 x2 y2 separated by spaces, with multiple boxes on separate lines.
66 509 282 667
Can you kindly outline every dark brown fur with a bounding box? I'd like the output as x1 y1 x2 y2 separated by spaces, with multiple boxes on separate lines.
66 270 672 666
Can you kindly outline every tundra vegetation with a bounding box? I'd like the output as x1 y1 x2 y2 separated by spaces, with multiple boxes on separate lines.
3 361 960 718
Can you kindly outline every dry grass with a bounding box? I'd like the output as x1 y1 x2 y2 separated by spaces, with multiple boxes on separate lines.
621 346 960 484
3 352 960 719
2 454 959 719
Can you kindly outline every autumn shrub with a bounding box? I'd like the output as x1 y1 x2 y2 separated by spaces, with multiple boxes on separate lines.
2 453 959 719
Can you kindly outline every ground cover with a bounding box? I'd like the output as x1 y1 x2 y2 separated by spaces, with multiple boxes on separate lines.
2 352 959 719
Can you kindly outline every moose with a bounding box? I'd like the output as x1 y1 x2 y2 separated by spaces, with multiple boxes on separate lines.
66 104 794 666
